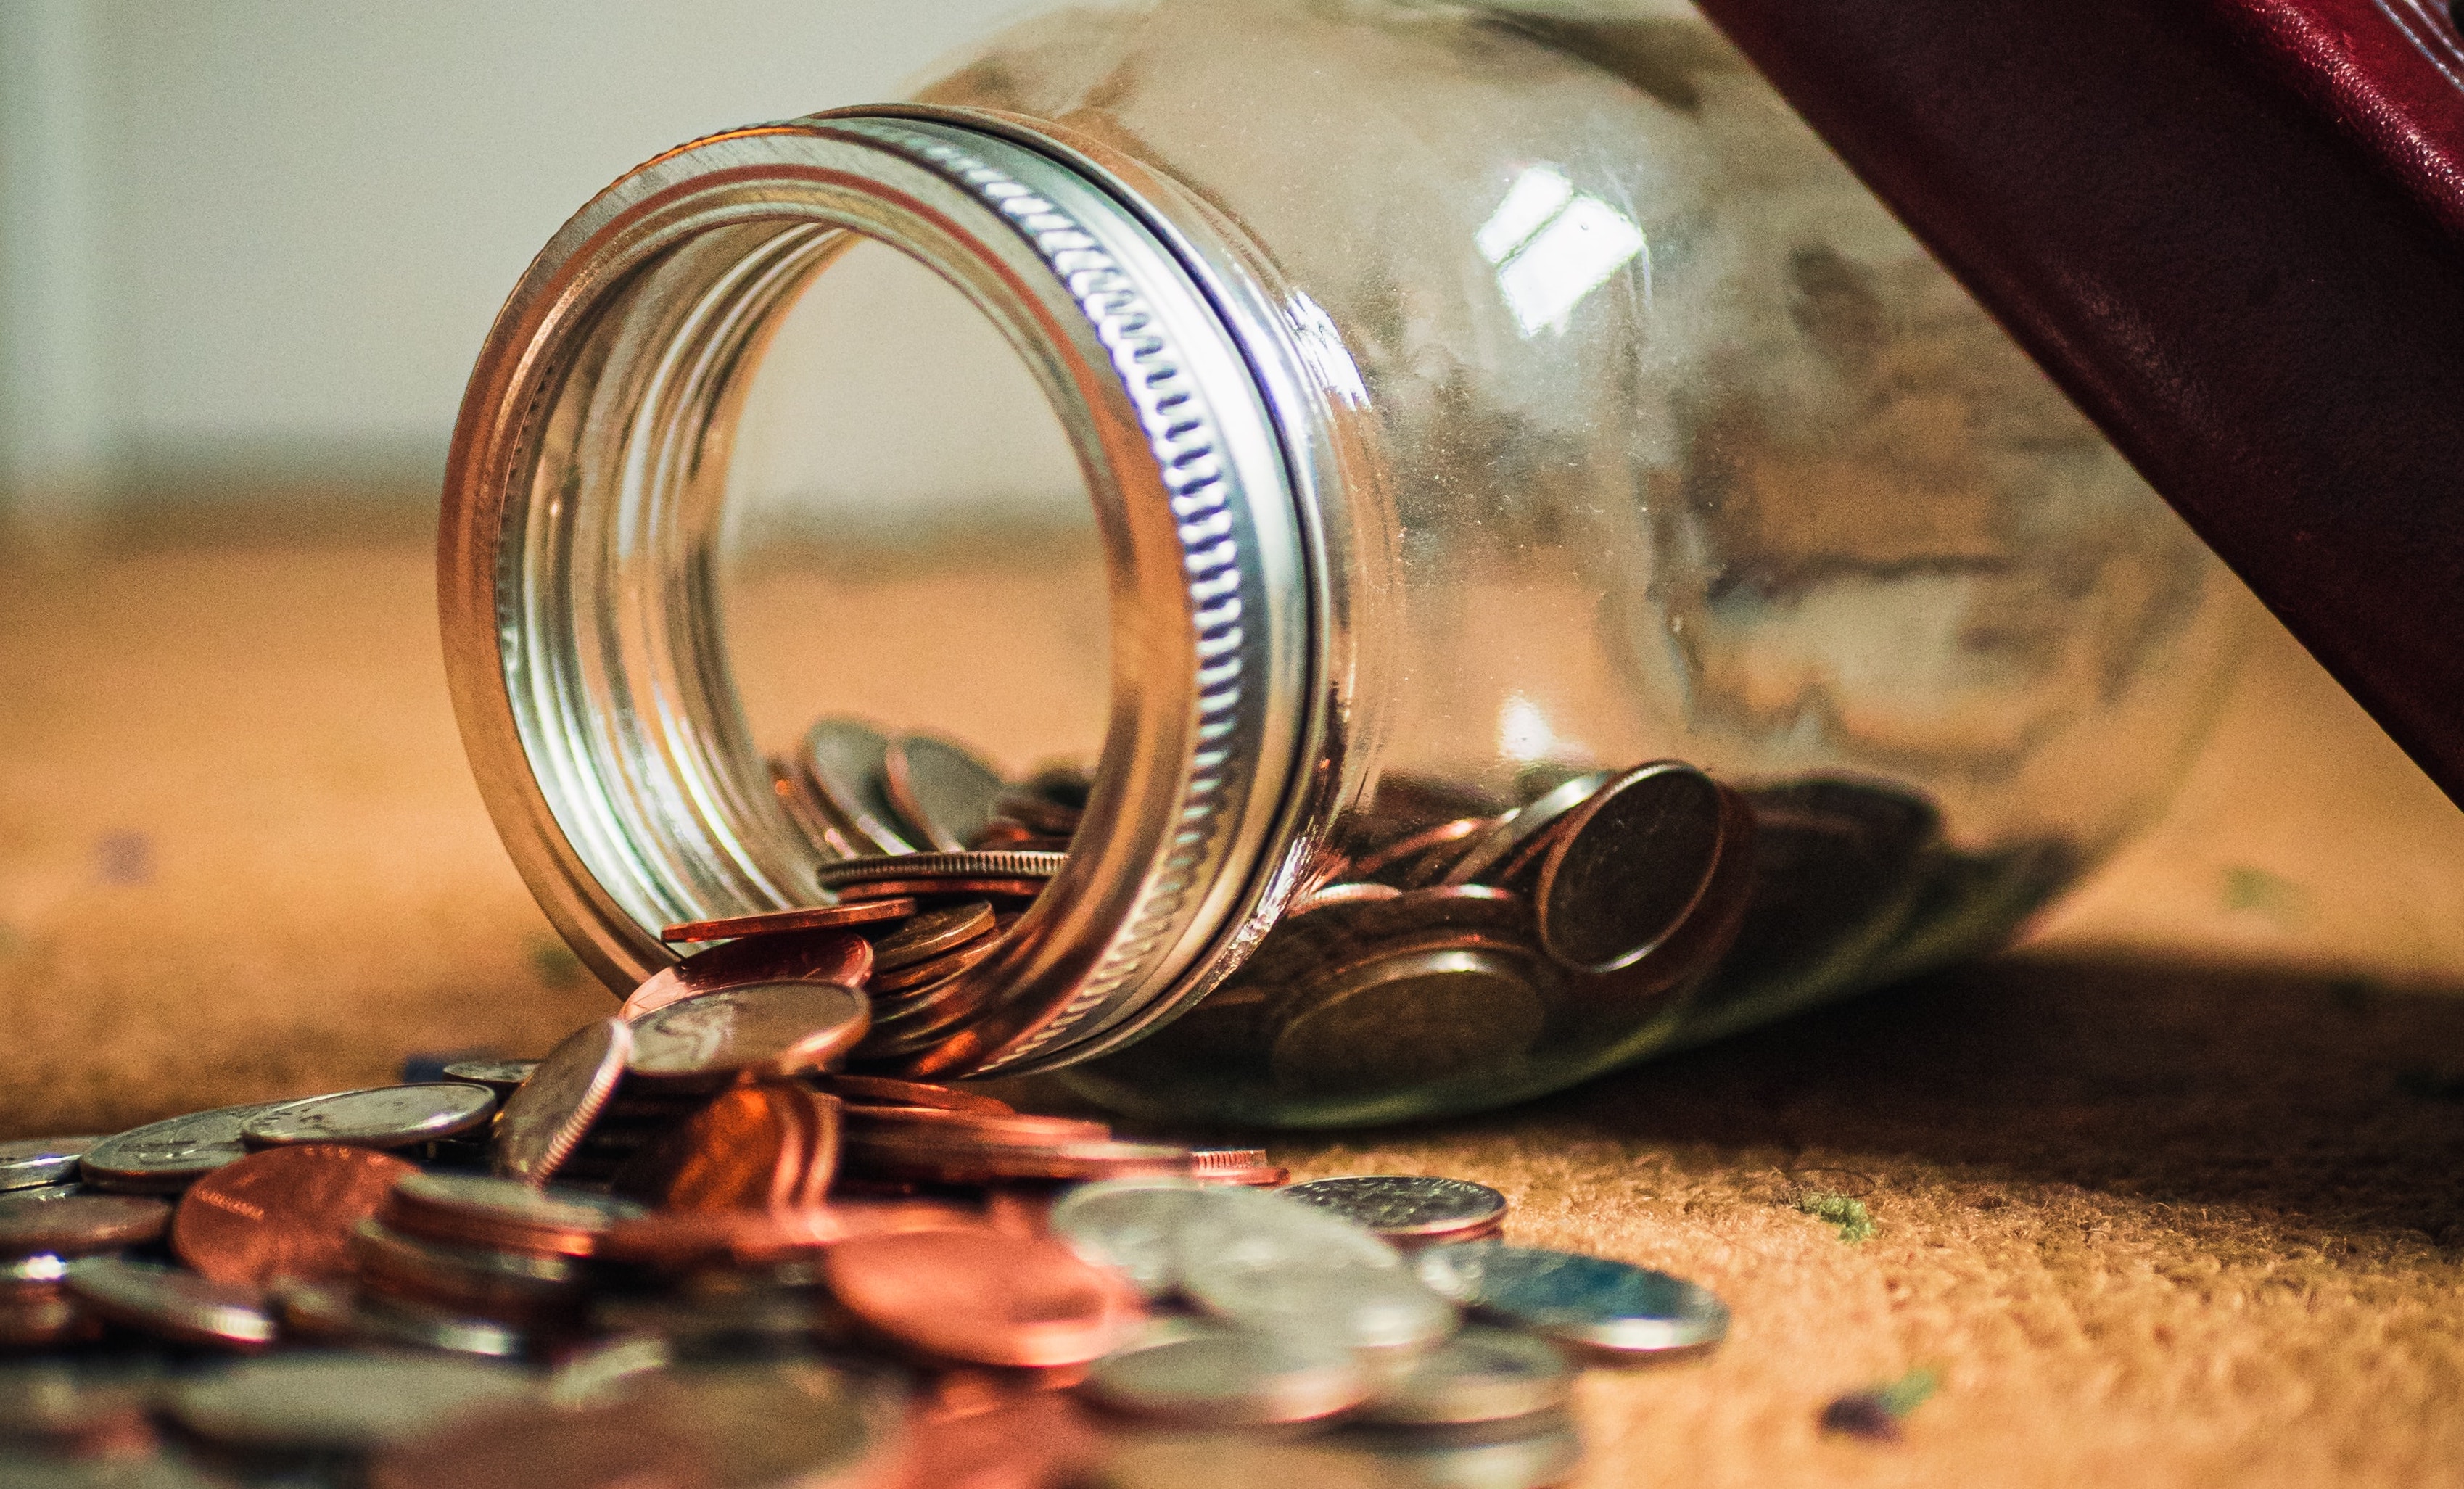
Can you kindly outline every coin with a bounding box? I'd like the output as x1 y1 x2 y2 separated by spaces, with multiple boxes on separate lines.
1084 1319 1371 1426
1048 1178 1224 1298
1278 1176 1509 1247
988 787 1082 838
1171 1184 1398 1278
171 1144 418 1287
815 850 1067 893
0 1288 93 1350
1413 1242 1728 1354
869 928 1007 996
1190 1259 1459 1358
799 717 920 857
831 876 1051 904
1336 1408 1586 1488
844 1136 1194 1187
823 1227 1136 1366
1290 882 1404 916
659 897 915 944
0 1137 105 1193
1355 1325 1572 1424
168 1353 540 1451
0 1193 171 1258
627 981 870 1089
813 1073 1012 1115
883 734 1008 852
492 1018 630 1184
352 1218 584 1321
624 928 877 1020
868 900 996 972
611 1082 827 1213
1190 1149 1289 1187
81 1101 301 1194
1269 946 1548 1099
441 1060 539 1095
1346 815 1494 886
242 1084 497 1150
1533 761 1742 975
1441 770 1614 887
382 1174 644 1258
63 1258 276 1348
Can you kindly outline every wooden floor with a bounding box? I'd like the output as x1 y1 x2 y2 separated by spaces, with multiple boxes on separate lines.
5 521 2464 1486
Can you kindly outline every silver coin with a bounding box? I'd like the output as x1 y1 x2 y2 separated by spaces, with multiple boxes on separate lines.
62 1257 276 1348
1440 770 1613 887
883 734 1008 852
1337 1408 1586 1489
492 1020 630 1184
441 1060 539 1094
1533 761 1734 975
1188 1261 1459 1359
0 1137 106 1193
1414 1243 1728 1354
1085 1319 1371 1427
353 1218 585 1312
242 1084 497 1150
1269 946 1547 1100
169 1353 540 1449
812 849 1068 891
281 1279 531 1359
1356 1326 1573 1425
868 900 997 973
1280 1176 1508 1245
625 981 869 1089
1048 1176 1227 1298
800 718 918 856
2 1254 69 1283
80 1102 301 1194
391 1172 645 1236
1173 1184 1401 1278
1 1456 231 1489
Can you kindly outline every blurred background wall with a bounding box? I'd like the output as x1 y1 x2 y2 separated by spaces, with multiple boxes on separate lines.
0 0 1045 522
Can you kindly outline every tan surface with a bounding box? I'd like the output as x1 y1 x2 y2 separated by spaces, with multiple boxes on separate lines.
7 527 2464 1484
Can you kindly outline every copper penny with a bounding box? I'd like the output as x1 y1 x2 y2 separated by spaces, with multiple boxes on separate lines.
1347 815 1495 885
611 1082 819 1213
381 1174 644 1258
626 981 870 1090
839 1108 1108 1146
816 1074 1012 1115
490 1018 630 1184
596 1199 980 1271
1288 882 1403 916
622 928 875 1020
171 1144 417 1287
845 1137 1196 1187
830 876 1050 904
660 897 915 944
824 1228 1137 1366
0 1192 170 1258
867 901 996 972
869 929 1008 997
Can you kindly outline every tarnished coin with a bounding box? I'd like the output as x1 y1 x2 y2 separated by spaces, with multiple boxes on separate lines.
814 1073 1012 1115
1349 816 1496 888
1270 946 1548 1100
824 1228 1136 1366
1048 1178 1224 1298
172 1144 418 1286
815 850 1067 894
1533 760 1741 975
868 901 997 972
1356 1325 1573 1425
1085 1319 1371 1427
0 1137 105 1193
883 734 1008 853
623 928 875 1020
0 1192 171 1258
242 1084 497 1150
382 1174 644 1258
441 1060 538 1095
1279 1176 1508 1247
659 897 915 944
1440 770 1614 888
169 1353 540 1451
800 717 921 857
1414 1242 1729 1354
81 1102 301 1194
64 1258 276 1348
493 1018 630 1184
627 981 870 1089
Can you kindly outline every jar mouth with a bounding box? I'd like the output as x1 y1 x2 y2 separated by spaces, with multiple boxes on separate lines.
440 111 1343 1074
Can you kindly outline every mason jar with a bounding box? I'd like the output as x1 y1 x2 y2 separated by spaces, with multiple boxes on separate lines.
438 0 2243 1127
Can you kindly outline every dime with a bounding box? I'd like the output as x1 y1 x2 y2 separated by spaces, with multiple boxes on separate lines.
799 717 920 856
1171 1184 1399 1279
492 1018 630 1184
1278 1176 1509 1247
867 900 996 972
1354 1325 1573 1425
81 1101 301 1194
823 1227 1136 1366
1441 770 1614 888
441 1060 539 1095
1413 1242 1729 1354
0 1192 170 1258
611 1082 831 1213
815 849 1067 893
1084 1319 1370 1427
168 1353 540 1451
814 1073 1012 1115
1190 1261 1459 1358
0 1137 105 1193
625 928 876 1020
883 734 1008 852
242 1084 497 1150
1533 760 1742 975
1047 1177 1224 1298
171 1144 418 1287
626 981 870 1089
382 1174 643 1258
659 896 914 944
352 1218 585 1321
63 1258 276 1348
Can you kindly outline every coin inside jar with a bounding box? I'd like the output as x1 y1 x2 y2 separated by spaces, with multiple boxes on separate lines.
491 1018 630 1184
240 1084 498 1151
1533 761 1736 975
883 734 1008 852
659 896 915 944
625 981 869 1090
171 1144 419 1287
1278 1176 1508 1247
1414 1242 1729 1355
799 717 922 857
1440 770 1615 888
1269 946 1548 1099
815 849 1066 895
622 927 875 1020
866 901 997 972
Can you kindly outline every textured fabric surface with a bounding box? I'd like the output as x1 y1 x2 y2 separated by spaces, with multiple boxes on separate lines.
5 529 2464 1484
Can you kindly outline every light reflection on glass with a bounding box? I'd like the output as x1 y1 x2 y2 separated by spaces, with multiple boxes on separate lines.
1478 166 1646 336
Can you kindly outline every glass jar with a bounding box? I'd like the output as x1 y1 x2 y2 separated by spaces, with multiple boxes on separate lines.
439 0 2243 1127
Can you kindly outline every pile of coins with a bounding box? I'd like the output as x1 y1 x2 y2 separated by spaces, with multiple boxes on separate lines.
0 974 1731 1487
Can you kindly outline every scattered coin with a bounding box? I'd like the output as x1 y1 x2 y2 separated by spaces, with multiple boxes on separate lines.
626 981 870 1089
883 733 1008 851
241 1084 498 1150
0 1137 105 1193
168 1353 540 1451
1049 1177 1224 1298
63 1257 276 1348
1336 1408 1586 1488
381 1174 644 1258
1356 1325 1573 1424
492 1018 630 1184
659 896 915 944
171 1144 419 1287
0 1193 172 1258
1084 1319 1372 1426
867 900 997 971
824 1227 1136 1366
1279 1176 1509 1247
1414 1242 1729 1354
440 1060 539 1095
1188 1257 1459 1359
81 1102 302 1194
623 927 876 1020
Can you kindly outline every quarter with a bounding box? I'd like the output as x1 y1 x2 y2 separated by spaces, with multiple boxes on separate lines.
625 981 870 1089
241 1084 497 1151
491 1018 630 1184
1278 1176 1509 1246
0 1137 105 1193
1413 1242 1729 1354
